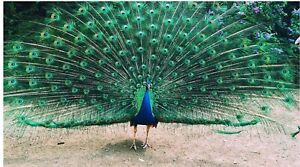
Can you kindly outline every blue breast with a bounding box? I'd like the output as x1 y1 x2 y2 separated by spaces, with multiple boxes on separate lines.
131 89 158 126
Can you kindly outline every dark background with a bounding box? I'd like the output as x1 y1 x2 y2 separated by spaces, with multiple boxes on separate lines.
4 2 299 41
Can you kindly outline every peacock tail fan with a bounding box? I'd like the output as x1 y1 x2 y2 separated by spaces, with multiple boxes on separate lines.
4 2 299 135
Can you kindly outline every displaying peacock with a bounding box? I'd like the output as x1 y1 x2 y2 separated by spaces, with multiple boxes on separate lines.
4 1 300 150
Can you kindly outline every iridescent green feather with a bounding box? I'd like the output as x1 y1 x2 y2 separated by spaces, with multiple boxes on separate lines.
3 2 299 131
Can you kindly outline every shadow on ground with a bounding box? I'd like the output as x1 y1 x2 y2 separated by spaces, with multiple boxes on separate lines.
101 139 146 154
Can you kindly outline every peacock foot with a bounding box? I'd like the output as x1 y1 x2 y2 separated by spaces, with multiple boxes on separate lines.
130 143 137 150
141 143 151 149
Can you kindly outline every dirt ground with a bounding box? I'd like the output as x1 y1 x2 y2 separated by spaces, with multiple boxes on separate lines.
3 124 299 167
4 104 300 167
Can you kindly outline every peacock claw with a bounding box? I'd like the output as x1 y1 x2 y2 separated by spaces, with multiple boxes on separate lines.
142 143 151 149
130 143 137 150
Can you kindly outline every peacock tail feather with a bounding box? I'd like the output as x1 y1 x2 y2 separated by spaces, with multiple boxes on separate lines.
4 2 299 132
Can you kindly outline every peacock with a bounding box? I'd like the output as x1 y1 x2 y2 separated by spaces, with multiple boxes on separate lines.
4 1 300 150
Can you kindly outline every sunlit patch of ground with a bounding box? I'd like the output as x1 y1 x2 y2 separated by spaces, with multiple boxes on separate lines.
4 103 300 167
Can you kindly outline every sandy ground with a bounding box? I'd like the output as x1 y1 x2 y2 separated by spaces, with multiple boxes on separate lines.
4 101 300 167
4 123 300 167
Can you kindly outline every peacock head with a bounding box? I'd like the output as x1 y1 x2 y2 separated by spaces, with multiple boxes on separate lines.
146 80 151 90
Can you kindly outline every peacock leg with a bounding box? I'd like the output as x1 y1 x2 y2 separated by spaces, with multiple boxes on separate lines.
130 125 137 150
142 125 152 149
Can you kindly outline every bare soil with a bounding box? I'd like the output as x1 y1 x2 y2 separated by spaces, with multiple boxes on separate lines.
4 123 300 167
4 104 300 167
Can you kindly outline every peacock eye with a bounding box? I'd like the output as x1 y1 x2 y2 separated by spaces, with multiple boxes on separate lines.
4 1 297 132
51 13 56 19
